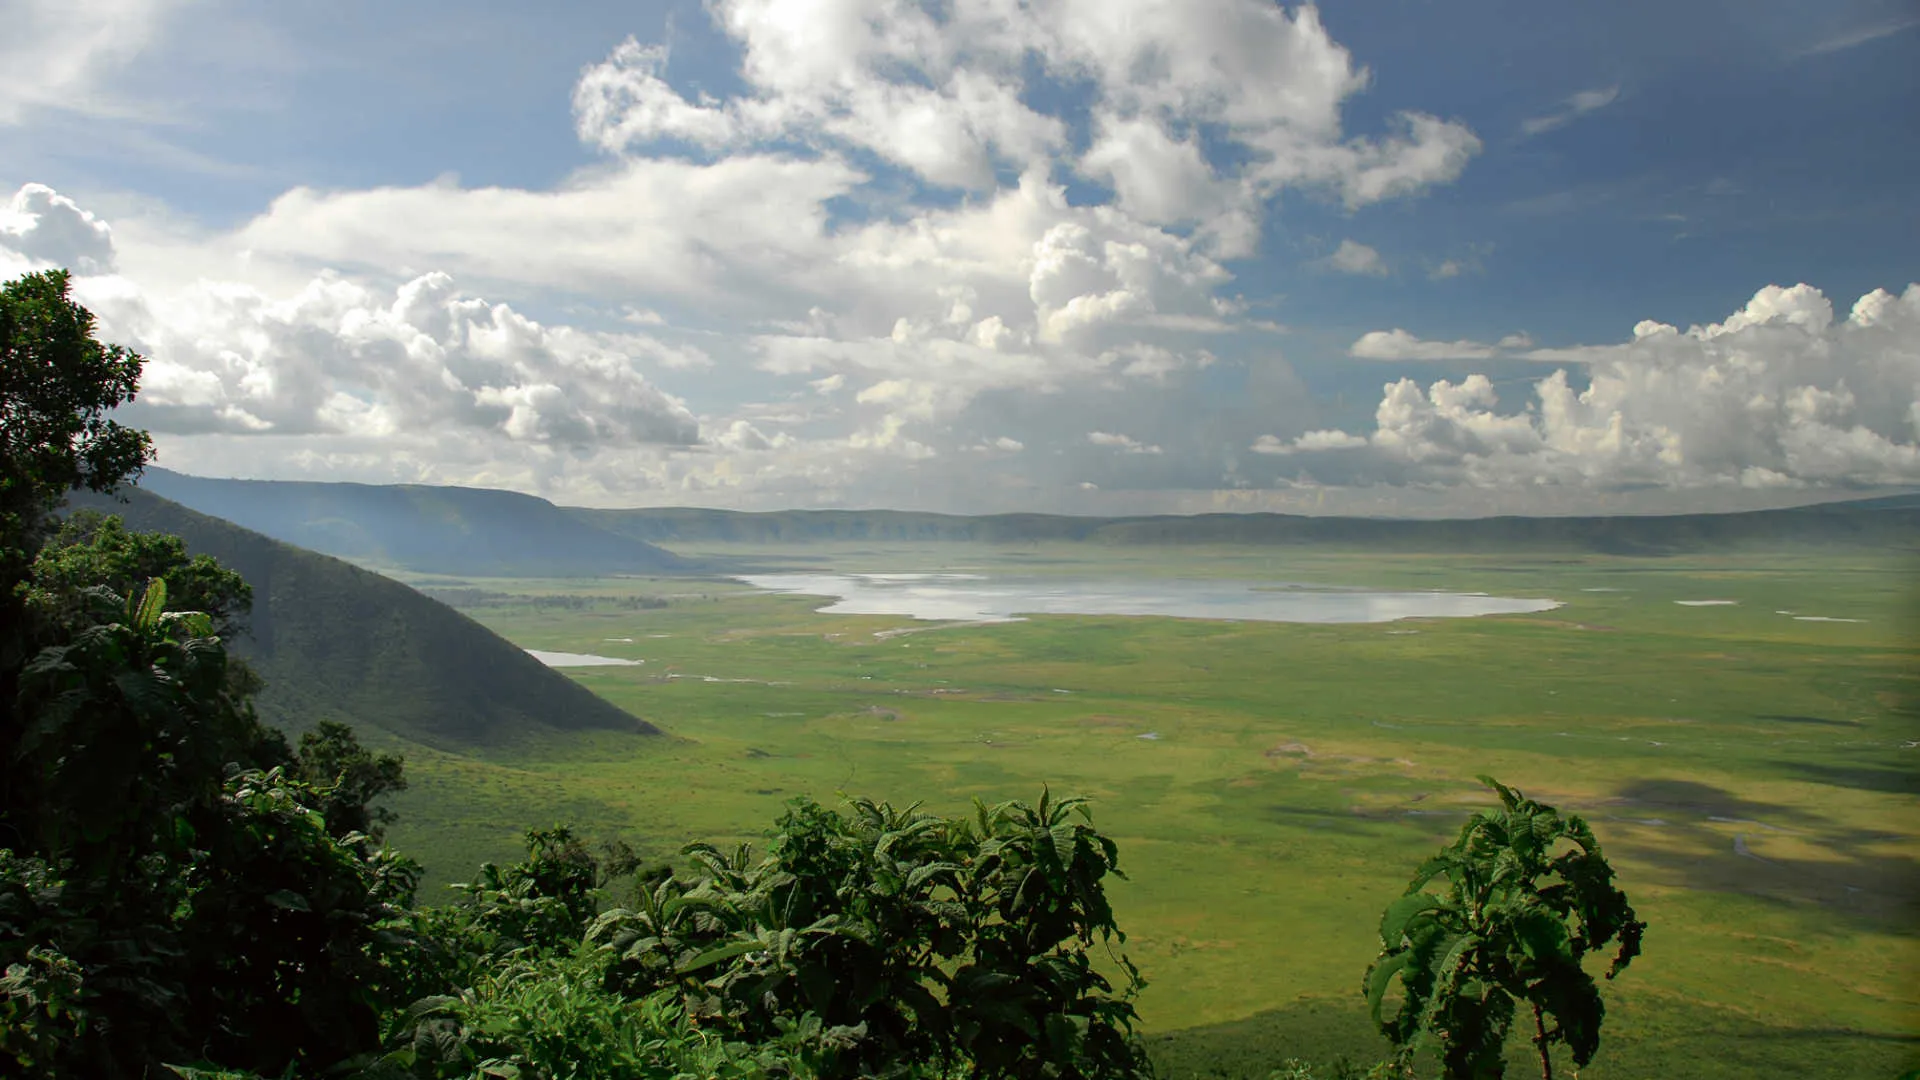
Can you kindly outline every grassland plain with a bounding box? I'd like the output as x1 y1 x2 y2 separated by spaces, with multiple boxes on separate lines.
377 543 1920 1078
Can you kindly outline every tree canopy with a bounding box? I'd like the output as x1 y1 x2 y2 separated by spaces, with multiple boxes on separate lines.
0 269 151 585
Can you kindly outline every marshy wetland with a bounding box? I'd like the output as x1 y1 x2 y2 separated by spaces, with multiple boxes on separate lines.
388 542 1919 1078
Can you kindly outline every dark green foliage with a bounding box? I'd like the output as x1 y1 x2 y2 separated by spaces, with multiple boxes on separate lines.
170 769 423 1076
292 721 409 841
11 579 257 888
0 580 422 1068
24 510 253 636
0 269 152 586
372 950 840 1080
1364 778 1644 1080
0 577 419 1078
450 826 605 958
364 793 1148 1080
67 487 658 745
585 791 1150 1080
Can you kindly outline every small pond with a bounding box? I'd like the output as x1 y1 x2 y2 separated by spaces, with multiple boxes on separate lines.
525 649 643 667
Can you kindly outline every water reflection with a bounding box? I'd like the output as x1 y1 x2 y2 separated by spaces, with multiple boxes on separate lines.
738 573 1558 624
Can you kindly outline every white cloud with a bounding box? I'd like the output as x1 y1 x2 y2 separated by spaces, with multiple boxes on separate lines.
82 268 700 448
1252 429 1367 454
0 0 171 123
1349 328 1498 361
1081 112 1237 230
1286 283 1920 489
1800 16 1920 57
708 419 793 452
0 183 118 273
1089 431 1164 454
1327 239 1387 276
573 39 743 152
1520 85 1621 137
568 0 1478 224
229 155 866 306
968 436 1025 453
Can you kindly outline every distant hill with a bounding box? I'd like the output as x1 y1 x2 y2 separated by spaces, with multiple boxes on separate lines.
139 468 690 578
70 488 659 747
572 498 1920 555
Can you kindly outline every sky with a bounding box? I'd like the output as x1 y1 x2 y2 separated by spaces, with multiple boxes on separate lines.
2 0 1917 516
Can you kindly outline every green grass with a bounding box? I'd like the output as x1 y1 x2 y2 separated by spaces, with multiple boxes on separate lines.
379 544 1920 1077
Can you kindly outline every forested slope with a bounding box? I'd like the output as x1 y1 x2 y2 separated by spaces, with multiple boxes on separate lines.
73 487 658 745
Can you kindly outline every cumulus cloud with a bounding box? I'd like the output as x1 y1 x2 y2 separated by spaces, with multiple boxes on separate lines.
708 419 793 452
0 183 118 273
1520 85 1621 137
1278 283 1920 489
573 39 744 152
569 0 1479 225
1327 239 1387 276
84 268 700 449
1349 328 1497 361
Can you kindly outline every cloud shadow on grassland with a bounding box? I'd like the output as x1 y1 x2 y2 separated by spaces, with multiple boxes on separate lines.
1777 760 1920 795
1600 778 1920 935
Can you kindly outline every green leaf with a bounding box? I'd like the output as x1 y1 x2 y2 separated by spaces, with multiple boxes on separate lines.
675 938 762 975
1379 892 1444 944
1050 822 1079 865
133 577 166 628
1365 952 1413 1025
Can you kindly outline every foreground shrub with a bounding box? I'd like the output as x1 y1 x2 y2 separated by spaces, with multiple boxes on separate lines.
373 947 826 1080
1364 778 1644 1080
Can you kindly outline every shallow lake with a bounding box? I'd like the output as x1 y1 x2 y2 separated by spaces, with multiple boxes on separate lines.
737 573 1559 624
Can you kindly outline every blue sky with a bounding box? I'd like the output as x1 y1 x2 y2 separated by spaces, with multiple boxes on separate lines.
2 0 1917 513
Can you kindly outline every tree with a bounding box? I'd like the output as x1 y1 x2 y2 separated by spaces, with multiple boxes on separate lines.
23 510 253 638
1364 778 1644 1080
1 271 156 850
0 269 151 590
292 720 409 842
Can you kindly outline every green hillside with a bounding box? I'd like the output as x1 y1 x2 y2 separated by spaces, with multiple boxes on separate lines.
71 487 659 746
139 467 691 577
571 498 1920 553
